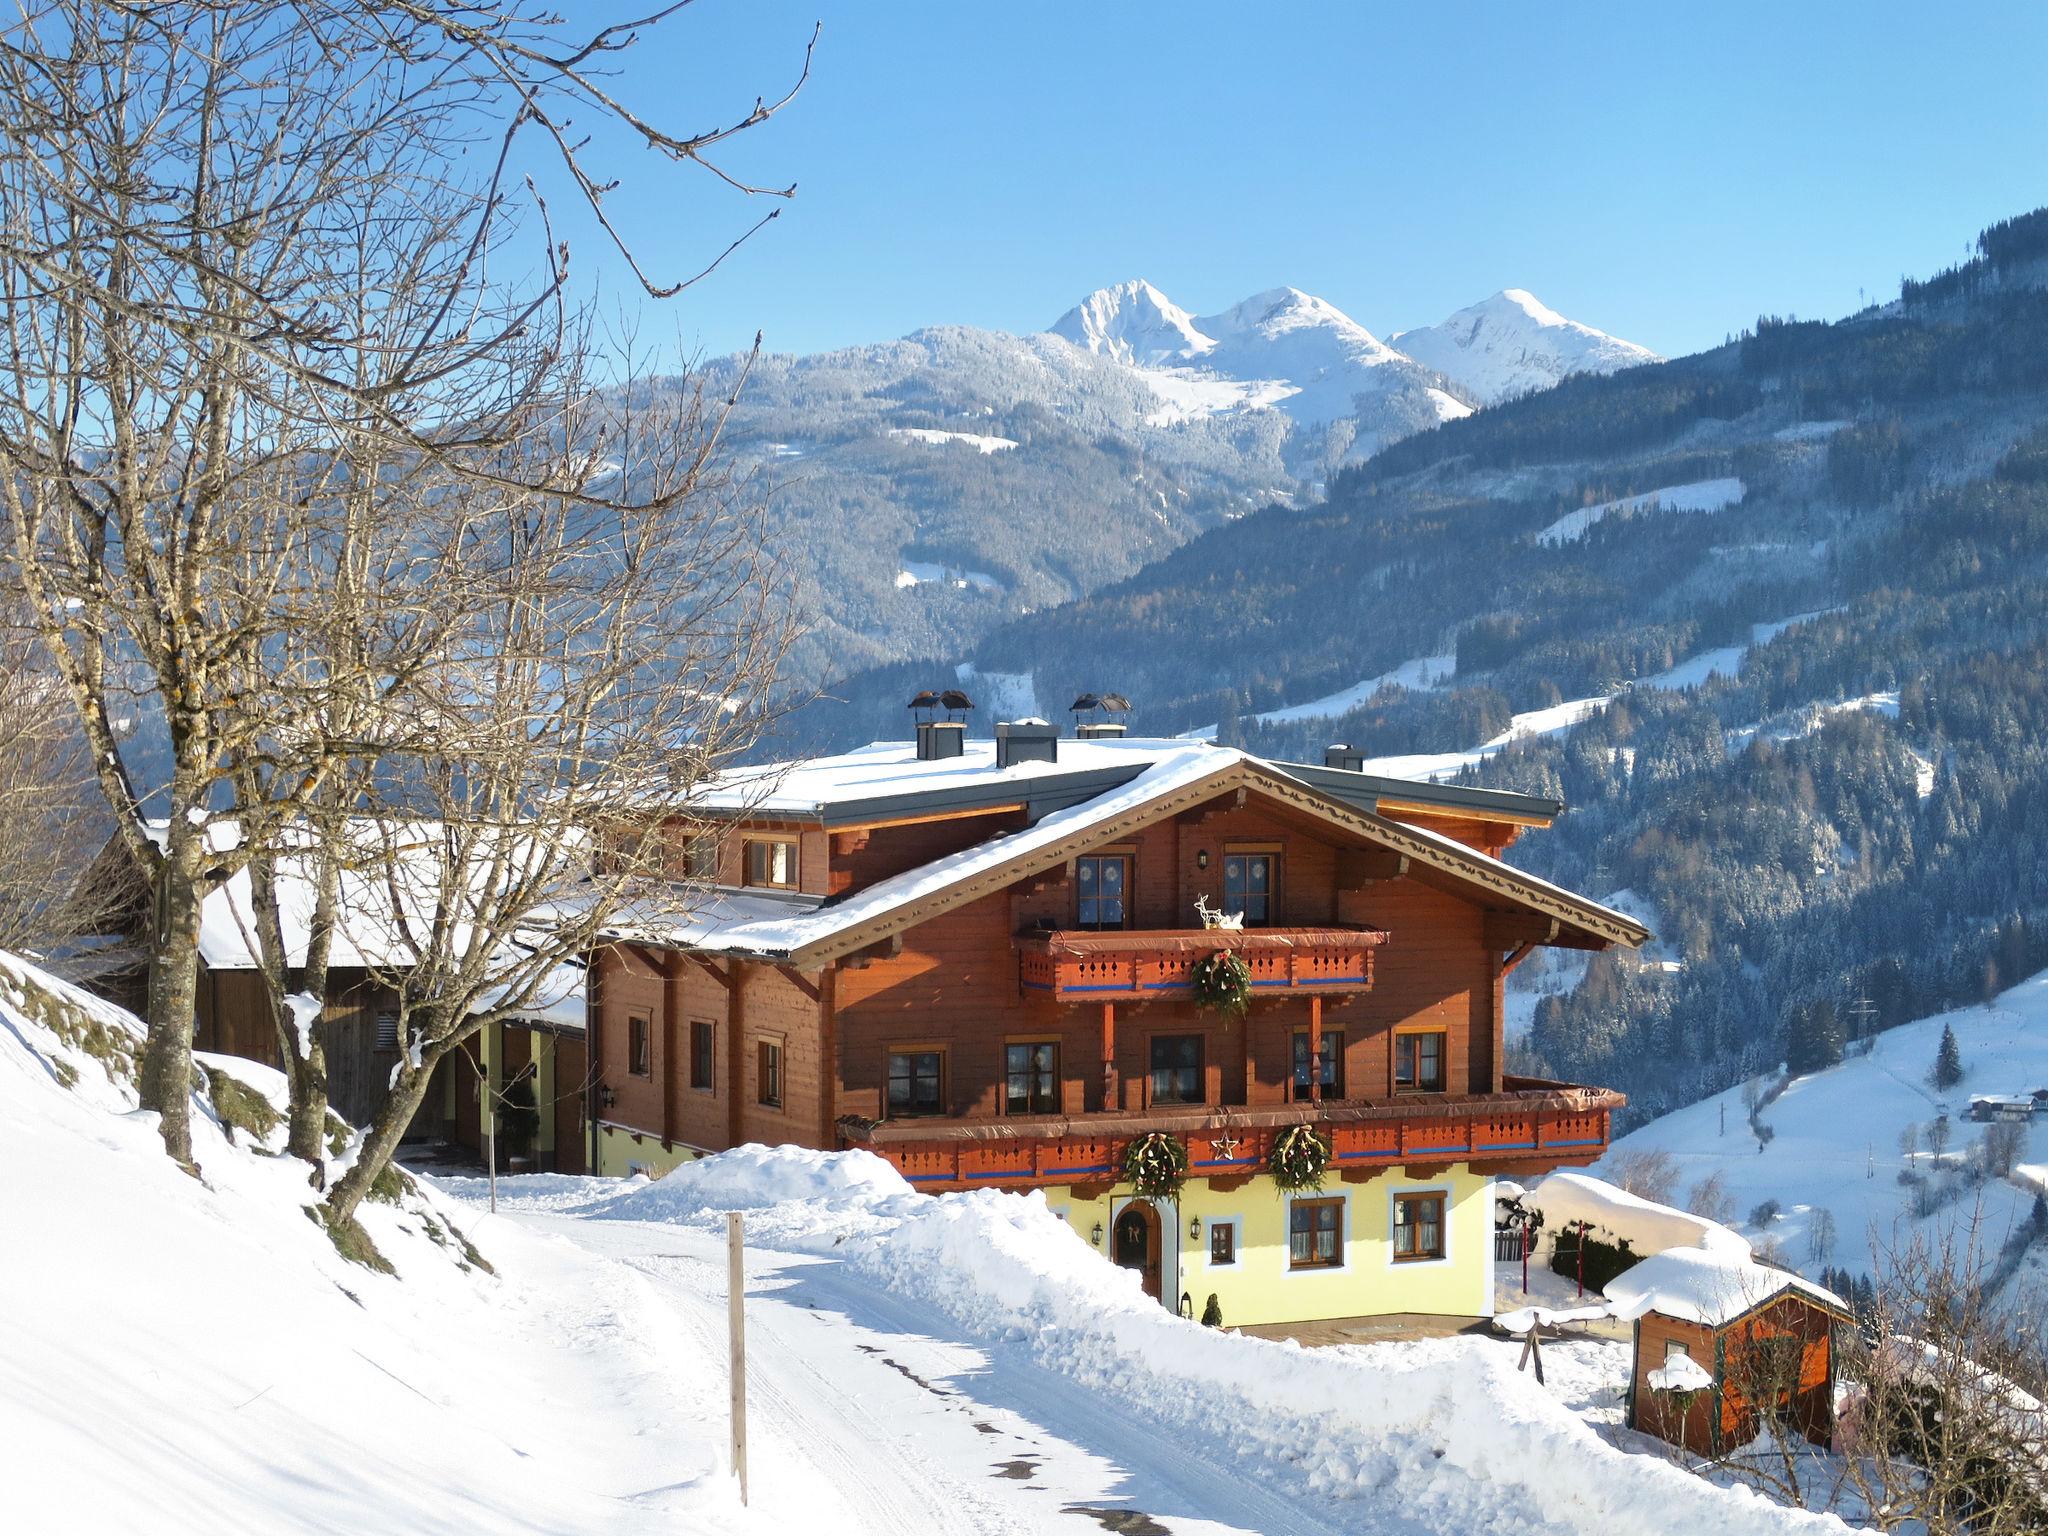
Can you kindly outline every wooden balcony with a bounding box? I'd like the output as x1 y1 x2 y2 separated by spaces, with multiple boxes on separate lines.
839 1076 1623 1193
1016 925 1388 1002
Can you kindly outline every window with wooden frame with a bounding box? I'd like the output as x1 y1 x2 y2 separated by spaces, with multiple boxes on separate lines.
628 1014 652 1078
1074 851 1132 930
756 1039 782 1108
683 832 720 881
743 836 798 890
1394 1028 1447 1092
1288 1198 1343 1269
1291 1030 1344 1099
1208 1221 1237 1267
689 1020 714 1091
1004 1040 1059 1115
887 1048 945 1118
1392 1192 1446 1262
1663 1339 1693 1365
1148 1034 1204 1105
1222 849 1278 927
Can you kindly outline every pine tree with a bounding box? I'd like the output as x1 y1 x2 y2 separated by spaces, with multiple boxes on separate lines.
1933 1022 1965 1090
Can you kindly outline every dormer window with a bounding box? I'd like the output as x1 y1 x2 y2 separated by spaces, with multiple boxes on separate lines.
744 836 797 890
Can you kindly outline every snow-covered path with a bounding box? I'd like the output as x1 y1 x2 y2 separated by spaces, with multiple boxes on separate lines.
516 1212 1374 1536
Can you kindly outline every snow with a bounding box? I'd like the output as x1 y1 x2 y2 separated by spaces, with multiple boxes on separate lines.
1250 652 1457 726
449 1145 1854 1536
0 949 764 1535
1524 1170 1753 1259
1350 691 1613 781
284 990 322 1058
1648 1354 1717 1393
894 558 1004 592
1496 1303 1613 1333
886 426 1017 455
1390 288 1661 406
1535 477 1747 547
1601 970 2048 1285
1049 278 1215 367
1639 644 1747 692
1606 1246 1845 1328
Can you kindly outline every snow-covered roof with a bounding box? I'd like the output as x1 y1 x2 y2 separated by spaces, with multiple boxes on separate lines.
1524 1171 1752 1260
1605 1245 1848 1329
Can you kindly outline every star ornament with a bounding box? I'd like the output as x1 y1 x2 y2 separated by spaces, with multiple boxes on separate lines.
1210 1134 1241 1161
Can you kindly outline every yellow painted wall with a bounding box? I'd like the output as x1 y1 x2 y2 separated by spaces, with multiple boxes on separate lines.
594 1122 703 1179
1049 1164 1495 1327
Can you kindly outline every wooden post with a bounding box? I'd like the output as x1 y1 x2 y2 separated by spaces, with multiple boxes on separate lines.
728 1211 748 1505
818 965 839 1148
1307 995 1323 1105
662 956 682 1148
725 961 748 1148
1101 1001 1117 1111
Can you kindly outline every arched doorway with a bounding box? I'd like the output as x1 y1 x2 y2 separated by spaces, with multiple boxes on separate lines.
1112 1201 1162 1302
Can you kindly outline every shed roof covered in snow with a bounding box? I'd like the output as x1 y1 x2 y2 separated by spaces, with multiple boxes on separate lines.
1605 1246 1850 1329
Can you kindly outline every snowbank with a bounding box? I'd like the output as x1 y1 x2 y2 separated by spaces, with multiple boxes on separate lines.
1525 1170 1752 1258
0 950 760 1535
568 1145 1853 1535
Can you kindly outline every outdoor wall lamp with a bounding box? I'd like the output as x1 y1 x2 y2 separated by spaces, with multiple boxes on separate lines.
1091 1221 1104 1246
1196 849 1210 870
1188 1214 1202 1241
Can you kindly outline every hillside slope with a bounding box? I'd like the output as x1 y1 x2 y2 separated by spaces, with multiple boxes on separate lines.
0 952 760 1534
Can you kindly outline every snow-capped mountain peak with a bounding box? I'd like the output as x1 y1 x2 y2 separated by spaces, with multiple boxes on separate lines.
1391 288 1660 405
1049 279 1213 367
1196 286 1403 365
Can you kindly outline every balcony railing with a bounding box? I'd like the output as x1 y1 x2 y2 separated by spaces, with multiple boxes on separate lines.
839 1076 1623 1192
1017 925 1388 1002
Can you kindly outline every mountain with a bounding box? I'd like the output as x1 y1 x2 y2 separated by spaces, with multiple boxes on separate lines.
675 280 1651 688
1391 288 1661 404
786 206 2048 1144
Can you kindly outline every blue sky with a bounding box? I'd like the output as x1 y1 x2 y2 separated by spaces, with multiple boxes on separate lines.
563 2 2048 365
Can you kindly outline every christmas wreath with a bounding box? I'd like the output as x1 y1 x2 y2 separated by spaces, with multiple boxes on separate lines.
1268 1124 1332 1192
1121 1130 1190 1199
1189 950 1252 1020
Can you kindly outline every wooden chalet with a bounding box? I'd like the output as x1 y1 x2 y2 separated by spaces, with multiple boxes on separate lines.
84 827 588 1172
1608 1247 1853 1457
590 712 1648 1327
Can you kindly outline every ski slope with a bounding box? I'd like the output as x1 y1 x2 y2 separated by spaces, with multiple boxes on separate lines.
1599 972 2048 1288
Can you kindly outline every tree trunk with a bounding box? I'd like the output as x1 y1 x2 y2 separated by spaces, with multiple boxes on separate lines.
285 1039 332 1176
326 1009 448 1223
138 820 207 1171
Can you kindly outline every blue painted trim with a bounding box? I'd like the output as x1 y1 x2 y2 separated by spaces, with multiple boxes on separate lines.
1477 1140 1538 1151
1545 1137 1604 1148
1192 1156 1261 1170
1046 1162 1114 1177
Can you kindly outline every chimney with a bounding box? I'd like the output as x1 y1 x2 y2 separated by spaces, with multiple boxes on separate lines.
1070 690 1132 741
995 718 1058 769
910 688 974 761
1325 743 1366 771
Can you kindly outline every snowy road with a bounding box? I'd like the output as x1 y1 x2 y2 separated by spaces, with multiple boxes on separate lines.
520 1213 1385 1536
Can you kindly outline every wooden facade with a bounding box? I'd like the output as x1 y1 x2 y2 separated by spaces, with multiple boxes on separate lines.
589 751 1640 1209
1629 1292 1846 1457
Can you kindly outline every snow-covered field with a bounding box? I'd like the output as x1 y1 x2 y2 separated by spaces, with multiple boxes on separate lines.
888 426 1018 454
5 948 1860 1535
896 559 1005 592
1535 477 1746 547
1599 972 2048 1290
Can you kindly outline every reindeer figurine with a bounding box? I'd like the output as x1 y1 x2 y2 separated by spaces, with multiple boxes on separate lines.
1194 894 1245 932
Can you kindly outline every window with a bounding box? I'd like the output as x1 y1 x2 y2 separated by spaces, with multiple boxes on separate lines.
628 1014 652 1078
1289 1198 1343 1269
373 1011 399 1053
756 1039 782 1107
1292 1030 1345 1099
1393 1192 1446 1262
1209 1221 1237 1267
690 1021 714 1091
744 837 797 889
1395 1029 1446 1092
1075 853 1131 930
1005 1041 1059 1115
1664 1340 1693 1365
684 834 719 881
888 1050 945 1117
1222 852 1276 927
1148 1034 1204 1105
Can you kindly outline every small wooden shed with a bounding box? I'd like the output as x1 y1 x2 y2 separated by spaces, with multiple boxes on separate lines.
1606 1246 1853 1457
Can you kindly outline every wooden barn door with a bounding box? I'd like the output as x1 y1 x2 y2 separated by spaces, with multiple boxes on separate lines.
553 1036 588 1175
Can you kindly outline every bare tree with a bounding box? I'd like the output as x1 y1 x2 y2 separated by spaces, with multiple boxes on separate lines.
1607 1147 1681 1206
0 1 810 1168
1930 1115 1954 1160
1807 1207 1837 1264
1686 1170 1734 1225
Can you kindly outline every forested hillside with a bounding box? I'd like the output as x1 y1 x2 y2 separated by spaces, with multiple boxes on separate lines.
795 207 2048 1129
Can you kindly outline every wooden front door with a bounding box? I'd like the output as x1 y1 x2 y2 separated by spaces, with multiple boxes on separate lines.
553 1035 588 1175
1113 1203 1162 1302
